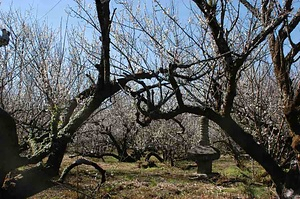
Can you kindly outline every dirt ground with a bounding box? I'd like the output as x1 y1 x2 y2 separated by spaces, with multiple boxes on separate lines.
7 155 277 199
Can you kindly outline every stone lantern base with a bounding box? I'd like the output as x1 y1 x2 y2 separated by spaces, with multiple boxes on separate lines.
195 160 213 174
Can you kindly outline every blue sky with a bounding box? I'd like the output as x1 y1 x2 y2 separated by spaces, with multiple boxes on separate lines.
0 1 189 26
1 0 81 27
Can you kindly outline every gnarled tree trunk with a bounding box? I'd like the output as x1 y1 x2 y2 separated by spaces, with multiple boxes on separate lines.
0 108 23 187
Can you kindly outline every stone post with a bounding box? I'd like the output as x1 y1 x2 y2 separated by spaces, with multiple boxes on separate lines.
199 116 209 146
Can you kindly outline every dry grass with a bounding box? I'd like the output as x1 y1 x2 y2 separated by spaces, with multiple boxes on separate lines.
27 155 277 199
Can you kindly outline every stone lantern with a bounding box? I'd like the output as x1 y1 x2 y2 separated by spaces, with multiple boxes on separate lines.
188 116 220 174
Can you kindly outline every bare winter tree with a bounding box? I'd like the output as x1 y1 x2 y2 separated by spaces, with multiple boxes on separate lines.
0 1 151 196
109 0 300 197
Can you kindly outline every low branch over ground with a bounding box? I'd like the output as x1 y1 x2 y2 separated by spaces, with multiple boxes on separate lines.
58 158 106 184
145 152 164 163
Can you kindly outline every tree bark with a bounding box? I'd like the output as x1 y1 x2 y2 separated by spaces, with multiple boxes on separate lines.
45 139 69 174
0 108 23 187
45 97 104 173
